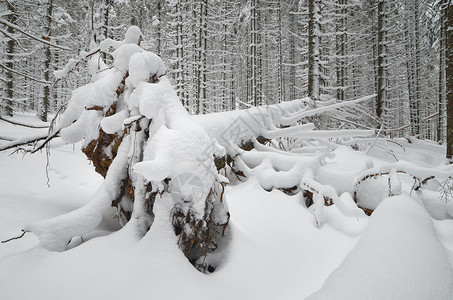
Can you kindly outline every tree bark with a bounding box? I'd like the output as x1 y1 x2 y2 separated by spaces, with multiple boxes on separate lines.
376 0 386 123
40 0 53 122
438 1 446 143
308 0 320 103
446 2 453 159
4 0 16 117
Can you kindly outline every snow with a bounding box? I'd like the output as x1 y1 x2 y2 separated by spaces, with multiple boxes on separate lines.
23 135 131 251
100 110 129 134
1 115 453 299
308 194 453 300
127 51 165 88
131 77 218 218
112 44 143 72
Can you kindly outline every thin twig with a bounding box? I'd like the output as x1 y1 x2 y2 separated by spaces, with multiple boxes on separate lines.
30 129 61 154
1 230 27 243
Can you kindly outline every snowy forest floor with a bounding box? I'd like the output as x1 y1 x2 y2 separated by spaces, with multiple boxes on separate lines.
1 114 453 299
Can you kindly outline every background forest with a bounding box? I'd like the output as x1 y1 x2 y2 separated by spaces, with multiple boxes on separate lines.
0 0 450 144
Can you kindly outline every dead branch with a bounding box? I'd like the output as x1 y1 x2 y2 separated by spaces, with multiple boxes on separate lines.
86 105 104 111
0 116 49 128
386 139 405 151
1 230 27 243
0 133 49 151
30 129 61 154
353 171 413 202
414 176 436 191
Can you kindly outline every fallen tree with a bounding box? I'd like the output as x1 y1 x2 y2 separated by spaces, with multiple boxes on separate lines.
1 26 393 272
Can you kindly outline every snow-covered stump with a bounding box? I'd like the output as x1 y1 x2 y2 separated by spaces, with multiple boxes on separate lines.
21 27 231 273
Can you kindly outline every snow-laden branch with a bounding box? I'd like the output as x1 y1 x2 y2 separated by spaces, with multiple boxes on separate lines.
279 94 377 125
0 132 50 151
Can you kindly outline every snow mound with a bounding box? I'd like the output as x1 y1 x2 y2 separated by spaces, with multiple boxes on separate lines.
308 194 453 300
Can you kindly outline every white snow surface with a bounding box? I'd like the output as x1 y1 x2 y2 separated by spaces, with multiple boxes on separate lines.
131 78 218 211
308 194 453 300
1 115 453 299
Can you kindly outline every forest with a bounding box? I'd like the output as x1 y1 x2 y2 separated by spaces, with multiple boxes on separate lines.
1 0 452 147
1 0 453 299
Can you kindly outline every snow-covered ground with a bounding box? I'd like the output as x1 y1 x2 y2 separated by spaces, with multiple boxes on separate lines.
1 114 453 299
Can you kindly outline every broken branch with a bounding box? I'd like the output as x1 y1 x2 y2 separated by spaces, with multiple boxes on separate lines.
1 230 27 243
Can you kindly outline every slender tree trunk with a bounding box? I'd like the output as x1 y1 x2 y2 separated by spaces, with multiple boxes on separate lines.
276 0 283 103
196 0 207 114
175 0 186 105
288 8 297 101
156 0 162 55
308 0 320 104
446 2 453 159
376 0 386 123
40 0 53 122
256 1 262 106
4 0 16 117
408 0 421 136
101 0 110 61
221 0 228 110
249 0 258 106
438 1 447 143
336 0 347 101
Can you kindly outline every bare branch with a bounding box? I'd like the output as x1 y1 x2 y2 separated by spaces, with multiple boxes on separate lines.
30 129 61 154
1 230 27 243
0 133 49 152
4 0 16 10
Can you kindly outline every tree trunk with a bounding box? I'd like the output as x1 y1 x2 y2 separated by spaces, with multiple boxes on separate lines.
308 0 320 104
4 0 16 117
438 1 446 143
376 0 386 123
276 0 283 103
336 0 347 102
249 0 258 106
40 0 53 122
174 0 186 105
446 2 453 159
409 0 421 136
